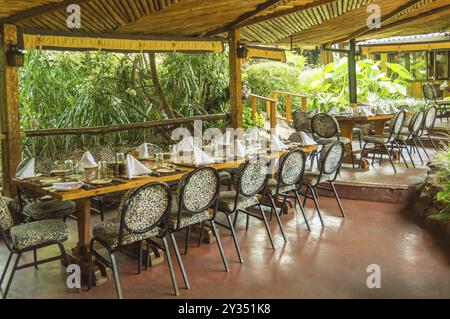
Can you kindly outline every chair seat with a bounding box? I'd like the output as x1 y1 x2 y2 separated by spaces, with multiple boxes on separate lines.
265 179 296 195
92 217 160 248
169 211 211 230
218 191 258 213
303 172 332 185
435 100 450 106
10 219 69 251
352 128 361 133
24 199 75 220
316 136 350 145
363 135 389 144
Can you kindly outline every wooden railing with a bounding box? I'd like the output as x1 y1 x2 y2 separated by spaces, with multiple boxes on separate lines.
9 113 229 138
268 91 307 123
249 94 278 129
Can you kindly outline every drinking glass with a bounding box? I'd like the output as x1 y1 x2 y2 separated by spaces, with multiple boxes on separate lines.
98 161 108 179
116 153 125 164
156 153 164 168
64 160 74 174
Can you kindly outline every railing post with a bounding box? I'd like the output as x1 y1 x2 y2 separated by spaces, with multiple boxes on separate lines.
270 100 277 130
285 94 292 122
301 95 307 112
251 95 257 121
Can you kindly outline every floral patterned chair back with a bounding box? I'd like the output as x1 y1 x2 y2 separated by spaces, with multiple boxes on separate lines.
0 195 14 232
424 106 438 130
311 113 339 139
292 110 310 132
238 156 269 197
278 149 306 187
423 83 436 102
178 166 220 214
388 110 406 139
318 142 345 181
408 110 425 135
118 183 172 245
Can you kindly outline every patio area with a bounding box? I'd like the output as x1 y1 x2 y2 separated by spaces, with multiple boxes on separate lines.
0 0 450 301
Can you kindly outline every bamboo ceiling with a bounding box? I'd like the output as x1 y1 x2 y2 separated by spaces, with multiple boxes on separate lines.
1 0 449 47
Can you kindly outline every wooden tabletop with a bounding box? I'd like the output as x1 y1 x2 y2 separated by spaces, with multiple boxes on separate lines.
14 145 317 202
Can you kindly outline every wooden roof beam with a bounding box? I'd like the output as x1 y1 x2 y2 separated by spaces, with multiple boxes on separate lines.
238 0 335 29
330 0 430 45
204 0 287 36
0 0 92 24
356 3 450 41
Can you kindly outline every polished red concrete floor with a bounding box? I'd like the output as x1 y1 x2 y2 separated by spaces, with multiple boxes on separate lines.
1 195 450 299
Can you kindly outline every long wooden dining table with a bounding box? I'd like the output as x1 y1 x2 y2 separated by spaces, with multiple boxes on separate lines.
13 144 317 285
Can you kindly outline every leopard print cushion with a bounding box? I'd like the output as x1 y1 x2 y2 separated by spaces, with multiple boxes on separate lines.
179 168 218 213
168 210 211 230
280 150 305 185
92 217 160 248
363 135 389 144
218 191 259 212
316 136 350 145
10 219 69 250
120 184 170 233
312 113 339 138
0 195 14 231
239 159 268 196
303 172 335 185
24 199 75 221
265 179 296 195
319 143 344 175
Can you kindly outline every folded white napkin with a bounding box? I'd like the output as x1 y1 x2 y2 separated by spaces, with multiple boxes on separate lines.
137 143 149 158
126 154 151 179
389 105 399 114
174 136 196 153
192 144 215 166
235 140 247 158
375 105 387 115
360 106 374 116
271 134 288 151
440 81 448 90
81 151 97 168
300 132 317 146
328 106 339 115
217 130 233 146
16 158 35 180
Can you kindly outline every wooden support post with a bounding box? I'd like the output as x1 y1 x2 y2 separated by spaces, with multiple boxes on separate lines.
251 95 257 121
348 39 358 105
270 100 277 130
285 94 292 122
301 95 307 112
0 24 21 196
229 29 243 129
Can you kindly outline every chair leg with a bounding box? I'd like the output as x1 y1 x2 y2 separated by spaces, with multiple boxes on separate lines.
57 242 69 267
169 232 190 289
258 205 276 250
184 226 191 255
2 253 21 299
138 241 143 274
303 185 309 207
416 137 430 160
0 252 13 288
245 214 250 230
110 253 123 299
197 222 205 247
225 213 243 263
394 141 409 168
308 185 324 227
330 182 345 218
359 143 368 169
294 191 310 231
427 135 438 151
162 236 179 296
401 140 416 168
383 144 397 173
349 143 355 169
413 140 424 165
87 239 95 291
210 220 230 272
33 248 38 269
233 211 239 229
269 196 287 243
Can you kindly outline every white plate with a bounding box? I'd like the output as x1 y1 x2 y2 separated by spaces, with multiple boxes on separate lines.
52 181 84 192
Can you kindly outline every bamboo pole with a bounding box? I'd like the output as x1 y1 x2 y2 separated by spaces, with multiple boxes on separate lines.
22 113 229 137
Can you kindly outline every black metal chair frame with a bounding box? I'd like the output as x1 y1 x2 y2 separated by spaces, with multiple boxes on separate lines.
167 166 229 291
423 82 449 123
262 149 310 233
417 106 440 151
359 111 406 174
87 182 178 299
0 224 68 299
301 142 346 227
311 113 355 169
215 156 275 264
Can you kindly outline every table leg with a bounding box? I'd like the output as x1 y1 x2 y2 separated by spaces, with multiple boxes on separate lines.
339 122 368 169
